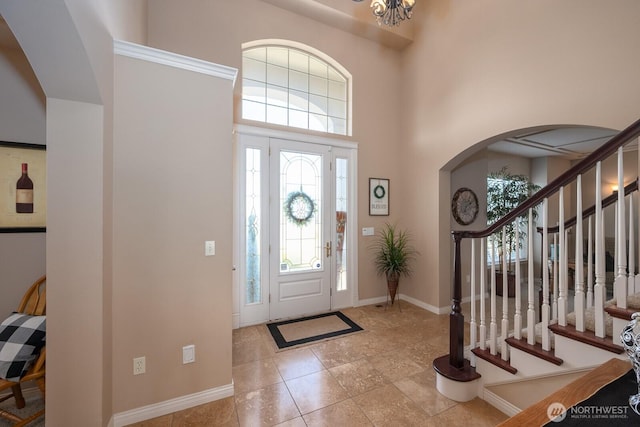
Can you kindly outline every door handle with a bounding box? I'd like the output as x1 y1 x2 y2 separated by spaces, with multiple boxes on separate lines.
325 241 332 258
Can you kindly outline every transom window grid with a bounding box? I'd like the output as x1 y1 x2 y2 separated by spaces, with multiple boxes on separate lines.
242 46 348 136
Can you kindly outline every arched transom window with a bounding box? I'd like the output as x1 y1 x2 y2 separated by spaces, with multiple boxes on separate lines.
242 41 350 136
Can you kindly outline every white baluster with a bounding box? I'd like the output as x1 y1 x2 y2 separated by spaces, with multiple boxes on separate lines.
630 194 637 294
542 198 551 351
615 148 628 309
552 232 558 320
558 187 567 326
501 227 509 361
470 238 477 367
594 161 606 338
587 216 594 307
490 235 498 356
479 237 487 350
575 175 585 332
527 208 536 346
514 219 522 340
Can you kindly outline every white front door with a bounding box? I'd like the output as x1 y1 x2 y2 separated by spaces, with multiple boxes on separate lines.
269 138 332 320
235 127 357 327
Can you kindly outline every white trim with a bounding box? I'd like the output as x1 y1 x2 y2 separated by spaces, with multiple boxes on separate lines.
357 296 388 307
234 124 357 150
399 293 448 314
112 382 234 427
114 40 238 85
482 388 521 417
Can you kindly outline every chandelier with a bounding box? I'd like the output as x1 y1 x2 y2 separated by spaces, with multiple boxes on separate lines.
354 0 415 27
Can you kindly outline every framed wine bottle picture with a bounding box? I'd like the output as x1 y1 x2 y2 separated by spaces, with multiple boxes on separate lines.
0 141 46 232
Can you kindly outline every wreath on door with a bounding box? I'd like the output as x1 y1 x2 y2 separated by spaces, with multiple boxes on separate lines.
284 191 315 227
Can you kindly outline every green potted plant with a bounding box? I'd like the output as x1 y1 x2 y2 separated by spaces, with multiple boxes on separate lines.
486 166 541 296
372 223 418 304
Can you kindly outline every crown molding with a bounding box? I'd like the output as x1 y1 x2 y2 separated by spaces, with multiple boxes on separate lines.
114 40 237 86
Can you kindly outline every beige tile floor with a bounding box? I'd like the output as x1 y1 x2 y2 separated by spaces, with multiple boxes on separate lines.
126 301 508 426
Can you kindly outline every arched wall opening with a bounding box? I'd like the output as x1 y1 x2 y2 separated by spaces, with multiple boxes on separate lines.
0 3 110 425
440 123 629 311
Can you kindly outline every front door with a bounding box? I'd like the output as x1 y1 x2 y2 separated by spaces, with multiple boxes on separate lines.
269 138 332 320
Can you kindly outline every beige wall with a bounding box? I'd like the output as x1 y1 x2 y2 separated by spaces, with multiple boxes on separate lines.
401 0 640 309
146 0 404 301
112 53 234 412
0 45 46 320
4 0 640 424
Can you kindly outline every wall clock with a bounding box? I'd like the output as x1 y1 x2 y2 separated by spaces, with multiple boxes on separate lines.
451 187 479 226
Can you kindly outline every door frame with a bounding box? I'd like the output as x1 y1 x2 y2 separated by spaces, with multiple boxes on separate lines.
232 124 358 328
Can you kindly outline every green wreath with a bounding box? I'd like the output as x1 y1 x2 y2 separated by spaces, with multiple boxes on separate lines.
284 191 315 227
373 184 386 199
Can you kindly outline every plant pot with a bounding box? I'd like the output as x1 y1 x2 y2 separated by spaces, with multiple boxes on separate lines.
495 271 516 298
387 273 399 304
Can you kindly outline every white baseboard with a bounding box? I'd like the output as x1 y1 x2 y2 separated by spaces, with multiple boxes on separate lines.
399 293 448 314
232 312 240 329
482 387 521 417
111 382 234 427
356 296 388 306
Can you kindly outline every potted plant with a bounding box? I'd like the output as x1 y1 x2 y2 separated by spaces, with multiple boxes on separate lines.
486 166 541 296
372 223 418 305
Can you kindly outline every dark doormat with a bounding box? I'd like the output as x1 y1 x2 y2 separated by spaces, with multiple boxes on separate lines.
266 311 363 351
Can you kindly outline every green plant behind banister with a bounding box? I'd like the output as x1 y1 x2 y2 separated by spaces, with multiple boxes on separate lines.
486 166 541 272
372 223 418 280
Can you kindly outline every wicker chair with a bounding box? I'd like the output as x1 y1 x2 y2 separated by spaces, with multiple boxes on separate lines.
0 275 46 426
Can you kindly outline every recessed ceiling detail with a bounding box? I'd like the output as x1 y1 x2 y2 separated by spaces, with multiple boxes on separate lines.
489 127 624 160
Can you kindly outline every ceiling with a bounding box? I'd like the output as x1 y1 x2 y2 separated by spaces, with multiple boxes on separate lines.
488 126 622 160
0 14 626 160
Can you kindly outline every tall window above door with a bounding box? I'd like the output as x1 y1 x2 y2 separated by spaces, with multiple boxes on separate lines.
242 41 351 136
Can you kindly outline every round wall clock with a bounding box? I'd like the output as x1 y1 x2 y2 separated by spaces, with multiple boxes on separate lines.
451 187 479 226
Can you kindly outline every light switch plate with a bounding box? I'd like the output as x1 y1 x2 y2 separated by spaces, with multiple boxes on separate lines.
183 345 195 364
205 241 215 256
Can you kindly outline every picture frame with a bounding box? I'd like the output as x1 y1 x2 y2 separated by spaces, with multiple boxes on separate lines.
0 141 46 233
369 178 389 216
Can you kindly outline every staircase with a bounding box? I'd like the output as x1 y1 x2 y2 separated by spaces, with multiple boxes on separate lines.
433 118 640 408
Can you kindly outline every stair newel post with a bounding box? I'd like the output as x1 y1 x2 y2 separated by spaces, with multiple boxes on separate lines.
542 198 551 351
449 231 464 369
615 147 628 309
575 174 585 332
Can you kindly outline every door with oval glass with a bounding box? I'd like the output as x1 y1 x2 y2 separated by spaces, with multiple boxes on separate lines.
269 138 332 320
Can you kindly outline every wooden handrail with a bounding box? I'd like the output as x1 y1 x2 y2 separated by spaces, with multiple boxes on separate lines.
453 117 640 240
536 178 638 234
437 117 640 384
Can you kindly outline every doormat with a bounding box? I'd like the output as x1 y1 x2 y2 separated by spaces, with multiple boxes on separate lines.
266 311 363 351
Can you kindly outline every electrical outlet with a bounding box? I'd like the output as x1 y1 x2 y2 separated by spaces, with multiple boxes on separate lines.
183 345 195 364
133 356 146 375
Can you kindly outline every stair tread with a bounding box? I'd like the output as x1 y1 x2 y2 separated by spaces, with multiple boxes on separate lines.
548 323 624 353
505 336 563 365
472 347 517 374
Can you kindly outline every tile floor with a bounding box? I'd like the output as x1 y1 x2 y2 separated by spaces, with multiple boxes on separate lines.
127 301 509 426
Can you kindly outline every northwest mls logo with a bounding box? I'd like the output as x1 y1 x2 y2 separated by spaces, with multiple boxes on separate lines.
547 402 568 422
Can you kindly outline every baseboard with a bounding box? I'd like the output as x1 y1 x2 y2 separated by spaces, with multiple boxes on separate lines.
111 381 234 427
399 293 447 314
482 387 521 417
232 312 240 329
357 296 388 306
